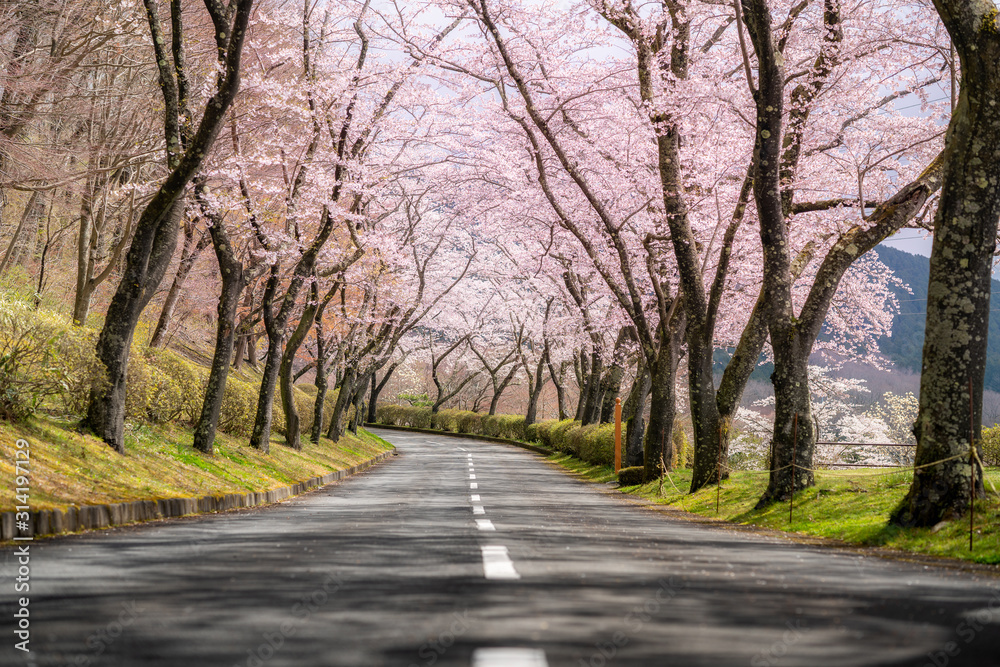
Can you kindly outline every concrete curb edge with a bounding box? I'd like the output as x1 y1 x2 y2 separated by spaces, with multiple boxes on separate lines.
1 448 395 542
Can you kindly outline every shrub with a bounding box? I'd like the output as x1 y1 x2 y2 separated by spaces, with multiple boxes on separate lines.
982 425 1000 467
434 408 463 432
533 420 562 448
482 414 526 441
147 349 205 424
371 404 616 467
579 423 615 466
126 347 210 425
547 419 579 452
524 421 541 443
218 375 259 437
671 427 692 469
293 385 317 436
618 466 645 486
376 404 433 429
457 411 483 434
0 297 105 421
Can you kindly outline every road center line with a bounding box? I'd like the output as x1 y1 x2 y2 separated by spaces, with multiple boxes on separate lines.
480 545 520 580
475 519 495 531
472 647 547 666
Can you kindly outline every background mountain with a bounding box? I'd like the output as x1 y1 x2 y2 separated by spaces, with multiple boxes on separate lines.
874 244 1000 392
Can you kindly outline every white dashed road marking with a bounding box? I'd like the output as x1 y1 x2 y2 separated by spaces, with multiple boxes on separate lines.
469 474 476 479
470 494 480 502
472 647 547 666
473 505 485 515
480 545 520 581
475 519 495 531
470 482 478 490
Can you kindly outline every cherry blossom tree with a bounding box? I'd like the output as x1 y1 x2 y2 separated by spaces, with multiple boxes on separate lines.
893 0 1000 526
84 0 255 453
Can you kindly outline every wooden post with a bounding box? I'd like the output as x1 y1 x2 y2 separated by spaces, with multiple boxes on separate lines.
969 378 975 552
716 424 722 515
790 413 798 525
614 397 622 473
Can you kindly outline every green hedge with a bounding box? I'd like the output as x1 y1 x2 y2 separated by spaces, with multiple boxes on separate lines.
373 405 616 467
375 404 433 429
0 295 342 444
0 296 105 421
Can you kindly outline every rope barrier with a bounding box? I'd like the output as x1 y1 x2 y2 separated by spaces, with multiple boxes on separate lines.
971 447 1000 499
719 452 979 480
791 452 969 477
661 466 685 496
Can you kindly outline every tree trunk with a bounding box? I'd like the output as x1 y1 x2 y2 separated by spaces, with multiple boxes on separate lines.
598 359 626 424
232 334 248 371
581 351 603 425
72 184 96 326
624 361 651 469
643 320 683 481
488 363 518 415
368 362 398 423
327 367 356 441
574 349 589 421
192 211 244 454
278 282 319 450
82 0 255 452
349 374 369 434
83 197 184 452
686 329 724 490
311 315 329 444
546 357 568 420
523 350 547 426
150 224 208 348
1 190 39 276
249 328 282 454
488 386 504 415
247 332 259 368
893 0 1000 526
599 328 631 423
742 0 817 505
755 336 816 506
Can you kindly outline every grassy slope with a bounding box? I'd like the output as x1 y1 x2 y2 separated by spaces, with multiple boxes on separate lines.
546 453 1000 565
0 416 393 512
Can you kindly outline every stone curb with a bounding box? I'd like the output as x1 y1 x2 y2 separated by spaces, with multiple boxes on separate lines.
0 449 395 542
365 422 553 456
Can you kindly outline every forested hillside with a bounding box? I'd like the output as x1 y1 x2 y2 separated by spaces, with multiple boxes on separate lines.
876 245 1000 392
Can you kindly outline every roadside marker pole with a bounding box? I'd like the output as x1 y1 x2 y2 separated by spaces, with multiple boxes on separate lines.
790 413 798 525
969 378 976 552
716 424 722 515
614 397 622 473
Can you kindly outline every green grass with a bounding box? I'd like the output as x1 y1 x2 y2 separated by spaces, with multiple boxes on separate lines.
0 416 394 512
546 453 1000 565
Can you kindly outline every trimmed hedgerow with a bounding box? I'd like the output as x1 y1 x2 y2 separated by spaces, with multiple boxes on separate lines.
373 405 618 467
617 466 645 486
0 296 106 421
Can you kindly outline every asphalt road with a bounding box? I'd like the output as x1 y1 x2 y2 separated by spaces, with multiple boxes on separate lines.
2 428 999 667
